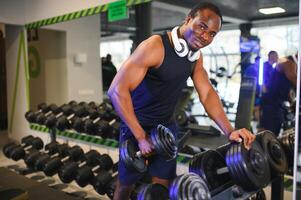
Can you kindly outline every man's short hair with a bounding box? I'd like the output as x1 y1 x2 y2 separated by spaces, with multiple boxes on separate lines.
268 51 277 57
188 2 223 23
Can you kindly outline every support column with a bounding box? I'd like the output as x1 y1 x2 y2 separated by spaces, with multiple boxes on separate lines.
133 2 152 50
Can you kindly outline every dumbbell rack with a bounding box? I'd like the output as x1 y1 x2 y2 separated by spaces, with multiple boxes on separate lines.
29 123 291 200
29 123 192 165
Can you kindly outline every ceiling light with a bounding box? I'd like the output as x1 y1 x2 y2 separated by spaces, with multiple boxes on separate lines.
259 7 286 15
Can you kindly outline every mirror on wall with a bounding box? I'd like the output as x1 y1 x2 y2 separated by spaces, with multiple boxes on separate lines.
27 13 102 110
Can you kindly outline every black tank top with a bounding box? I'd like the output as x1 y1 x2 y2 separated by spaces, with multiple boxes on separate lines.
121 33 195 128
262 56 294 106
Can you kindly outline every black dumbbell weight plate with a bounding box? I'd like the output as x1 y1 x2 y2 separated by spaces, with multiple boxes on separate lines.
169 173 211 200
151 124 177 160
256 131 288 175
120 140 147 173
189 150 231 191
226 142 270 191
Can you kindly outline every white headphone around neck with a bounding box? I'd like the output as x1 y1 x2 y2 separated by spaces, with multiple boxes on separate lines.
171 26 201 62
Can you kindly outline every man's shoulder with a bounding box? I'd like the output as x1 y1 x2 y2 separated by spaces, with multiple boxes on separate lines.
138 35 164 54
144 35 163 46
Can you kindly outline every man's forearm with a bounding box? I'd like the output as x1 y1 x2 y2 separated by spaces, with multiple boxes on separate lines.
201 90 234 137
108 89 146 140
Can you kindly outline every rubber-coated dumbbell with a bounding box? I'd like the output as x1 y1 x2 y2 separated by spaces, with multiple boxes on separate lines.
96 101 113 113
43 145 84 176
25 103 49 123
84 110 113 135
3 135 42 160
75 154 114 187
24 141 62 169
72 108 99 133
93 162 119 198
45 104 74 128
58 149 101 183
97 118 120 139
3 135 35 158
35 104 61 125
56 104 89 131
33 143 69 171
9 137 44 161
120 124 178 172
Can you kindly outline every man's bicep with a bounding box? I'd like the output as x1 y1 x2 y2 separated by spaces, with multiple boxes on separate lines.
109 57 149 93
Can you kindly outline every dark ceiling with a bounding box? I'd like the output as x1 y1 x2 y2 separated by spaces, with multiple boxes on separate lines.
158 0 299 21
101 0 299 38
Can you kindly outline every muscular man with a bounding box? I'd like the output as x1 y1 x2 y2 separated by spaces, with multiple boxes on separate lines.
108 2 256 200
260 54 297 135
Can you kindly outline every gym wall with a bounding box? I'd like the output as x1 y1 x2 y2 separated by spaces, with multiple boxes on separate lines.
5 25 30 141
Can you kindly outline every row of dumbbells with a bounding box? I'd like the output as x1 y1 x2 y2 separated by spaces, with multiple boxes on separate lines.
2 135 120 199
136 129 295 200
25 101 121 140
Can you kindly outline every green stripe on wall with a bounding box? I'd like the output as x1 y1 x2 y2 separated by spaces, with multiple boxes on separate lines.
25 0 152 29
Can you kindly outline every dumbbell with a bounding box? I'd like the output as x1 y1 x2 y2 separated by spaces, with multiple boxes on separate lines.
75 154 115 187
33 143 70 171
93 162 119 198
88 118 119 139
84 109 113 135
190 141 271 192
56 104 89 131
256 130 288 176
24 141 62 169
120 124 178 173
45 104 74 128
95 111 120 139
25 103 49 123
72 108 100 133
87 101 98 109
179 144 205 155
97 101 113 113
9 137 44 161
43 145 84 176
169 173 211 200
2 135 40 158
58 150 101 183
174 109 189 126
189 149 232 192
278 128 294 167
137 173 211 200
2 135 35 158
35 104 62 125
